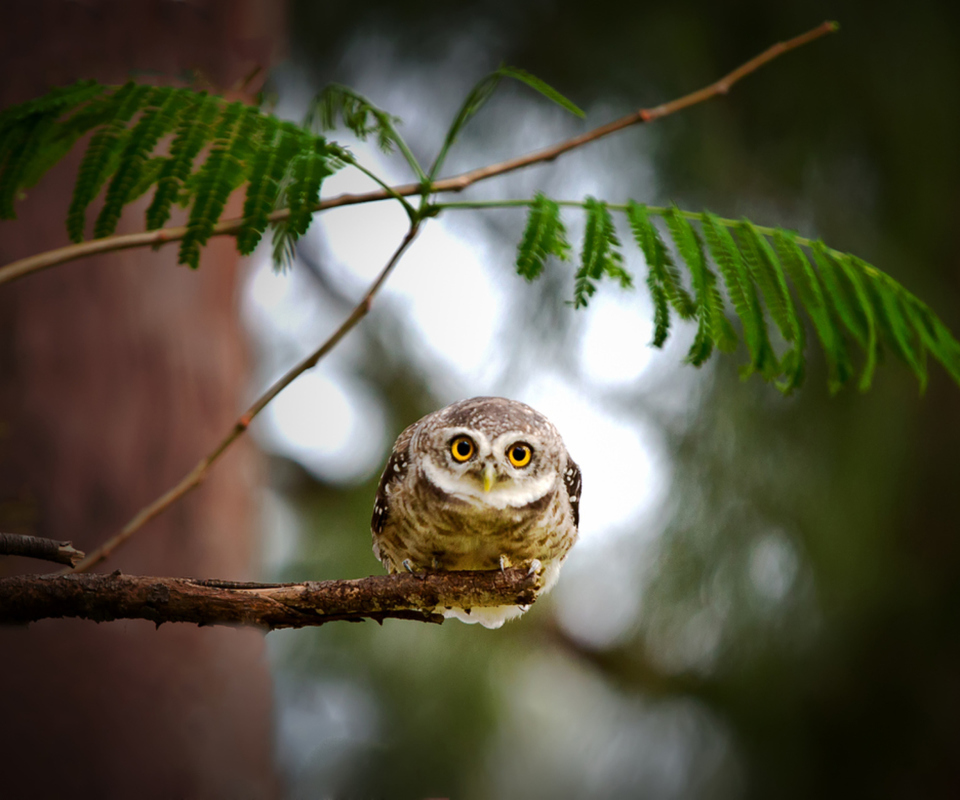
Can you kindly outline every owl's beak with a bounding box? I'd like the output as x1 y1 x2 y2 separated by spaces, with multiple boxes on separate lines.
482 463 496 493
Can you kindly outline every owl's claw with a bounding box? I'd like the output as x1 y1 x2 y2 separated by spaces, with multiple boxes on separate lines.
402 559 416 574
526 558 543 578
499 554 510 574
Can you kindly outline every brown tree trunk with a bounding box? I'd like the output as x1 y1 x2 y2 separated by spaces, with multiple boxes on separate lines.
0 3 285 797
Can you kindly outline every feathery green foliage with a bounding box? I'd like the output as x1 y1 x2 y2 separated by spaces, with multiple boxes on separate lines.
626 201 696 348
573 197 632 309
515 193 571 280
506 196 960 393
2 75 959 396
307 84 404 155
0 80 343 269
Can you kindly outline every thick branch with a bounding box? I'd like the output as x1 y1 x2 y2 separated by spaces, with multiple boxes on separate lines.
0 21 837 288
0 533 84 567
0 568 540 630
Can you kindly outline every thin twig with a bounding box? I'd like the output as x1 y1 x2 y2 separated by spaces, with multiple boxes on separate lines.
0 533 84 567
0 568 541 629
0 21 837 289
68 222 421 573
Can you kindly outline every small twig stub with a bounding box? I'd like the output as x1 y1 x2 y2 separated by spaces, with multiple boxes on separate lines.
0 533 85 567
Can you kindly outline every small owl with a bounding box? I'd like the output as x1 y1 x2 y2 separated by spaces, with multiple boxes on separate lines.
371 396 581 629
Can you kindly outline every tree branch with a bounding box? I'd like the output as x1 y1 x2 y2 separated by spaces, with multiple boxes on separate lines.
0 533 84 567
68 222 421 574
0 568 541 630
0 21 837 288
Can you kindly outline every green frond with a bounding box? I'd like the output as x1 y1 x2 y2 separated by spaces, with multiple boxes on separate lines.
237 116 281 255
178 103 257 268
664 207 736 364
834 254 879 390
574 197 629 309
903 296 960 386
862 268 927 391
736 220 805 390
773 230 852 393
0 114 54 218
0 80 104 130
308 84 403 154
126 157 168 203
626 202 696 320
270 215 297 273
810 242 868 348
702 212 779 380
516 193 570 280
145 93 220 230
238 119 300 255
94 87 192 239
66 83 154 242
286 135 335 238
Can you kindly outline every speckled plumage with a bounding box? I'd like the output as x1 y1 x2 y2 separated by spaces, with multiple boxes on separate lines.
371 397 581 628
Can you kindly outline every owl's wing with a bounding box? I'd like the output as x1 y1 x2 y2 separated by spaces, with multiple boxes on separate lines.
371 422 416 538
563 455 582 529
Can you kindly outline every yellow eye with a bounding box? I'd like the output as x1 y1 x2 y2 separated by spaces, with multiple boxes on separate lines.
507 443 532 468
450 436 475 462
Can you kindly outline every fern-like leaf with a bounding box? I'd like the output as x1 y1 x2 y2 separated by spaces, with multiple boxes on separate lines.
237 116 281 255
834 254 879 390
810 241 868 348
903 295 960 386
574 198 629 309
736 220 806 389
0 114 54 218
664 208 736 364
178 103 255 268
308 84 403 154
238 120 307 256
286 135 335 238
516 193 570 280
94 87 193 238
702 212 779 379
773 230 852 393
626 202 696 322
0 81 108 215
863 267 927 390
66 83 154 242
145 92 220 230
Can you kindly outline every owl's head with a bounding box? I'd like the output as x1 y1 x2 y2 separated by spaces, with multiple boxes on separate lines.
412 396 566 510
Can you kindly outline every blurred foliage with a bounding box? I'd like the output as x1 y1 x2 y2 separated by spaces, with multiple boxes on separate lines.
271 1 960 797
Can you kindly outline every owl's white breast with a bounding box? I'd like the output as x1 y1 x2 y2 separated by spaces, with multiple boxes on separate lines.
421 460 555 510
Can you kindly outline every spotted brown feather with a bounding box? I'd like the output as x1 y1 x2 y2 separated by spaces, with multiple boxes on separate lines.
563 457 582 528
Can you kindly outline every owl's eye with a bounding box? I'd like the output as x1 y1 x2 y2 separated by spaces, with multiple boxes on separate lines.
450 436 475 462
507 443 532 468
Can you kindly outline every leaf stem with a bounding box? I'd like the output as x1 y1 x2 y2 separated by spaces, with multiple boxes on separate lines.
434 197 874 273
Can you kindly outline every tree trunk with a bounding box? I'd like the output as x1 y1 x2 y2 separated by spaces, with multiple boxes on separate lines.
0 2 285 797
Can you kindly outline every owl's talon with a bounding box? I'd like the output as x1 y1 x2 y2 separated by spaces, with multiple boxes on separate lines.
402 559 416 574
499 554 509 574
526 558 543 578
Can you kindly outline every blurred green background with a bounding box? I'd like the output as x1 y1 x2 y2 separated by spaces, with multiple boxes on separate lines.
254 2 960 798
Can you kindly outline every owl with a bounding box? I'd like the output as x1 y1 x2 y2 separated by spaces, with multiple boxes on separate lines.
371 396 581 629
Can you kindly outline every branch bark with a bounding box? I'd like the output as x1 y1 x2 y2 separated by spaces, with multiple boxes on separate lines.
0 533 84 566
0 568 541 629
0 21 837 288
